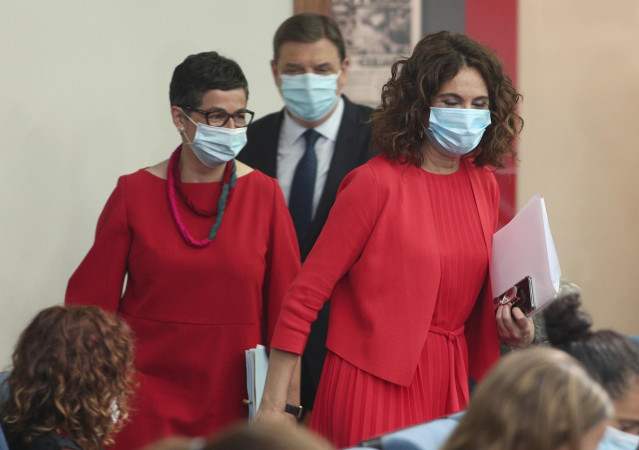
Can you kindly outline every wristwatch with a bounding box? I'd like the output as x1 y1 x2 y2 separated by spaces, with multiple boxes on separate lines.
284 403 304 419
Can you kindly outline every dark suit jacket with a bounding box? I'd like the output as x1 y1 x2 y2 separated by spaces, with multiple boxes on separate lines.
238 95 374 407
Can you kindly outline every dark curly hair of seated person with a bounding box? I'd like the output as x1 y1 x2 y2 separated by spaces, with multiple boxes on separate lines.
544 292 639 401
0 305 135 450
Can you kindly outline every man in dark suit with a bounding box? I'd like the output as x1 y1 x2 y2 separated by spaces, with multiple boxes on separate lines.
238 13 373 415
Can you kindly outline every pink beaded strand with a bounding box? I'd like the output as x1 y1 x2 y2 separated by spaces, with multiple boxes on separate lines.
167 146 235 248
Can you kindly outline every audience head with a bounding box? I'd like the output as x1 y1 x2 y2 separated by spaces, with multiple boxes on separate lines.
143 422 334 450
442 347 612 450
545 292 639 435
0 305 135 450
169 51 249 108
203 421 334 450
371 31 522 168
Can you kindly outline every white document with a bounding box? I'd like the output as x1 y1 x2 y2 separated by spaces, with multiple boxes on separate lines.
491 194 562 314
245 345 269 421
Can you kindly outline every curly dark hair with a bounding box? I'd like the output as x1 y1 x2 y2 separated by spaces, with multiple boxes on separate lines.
0 305 135 450
544 292 639 401
371 31 523 168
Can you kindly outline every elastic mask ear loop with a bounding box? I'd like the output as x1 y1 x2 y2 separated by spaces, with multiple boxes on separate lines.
179 108 197 145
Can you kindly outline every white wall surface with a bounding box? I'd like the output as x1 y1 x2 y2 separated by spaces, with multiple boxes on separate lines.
0 0 292 368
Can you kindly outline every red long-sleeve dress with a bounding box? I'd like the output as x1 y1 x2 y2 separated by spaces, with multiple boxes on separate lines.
270 155 501 447
66 161 300 450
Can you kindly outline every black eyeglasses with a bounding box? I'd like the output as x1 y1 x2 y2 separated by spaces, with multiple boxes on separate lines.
180 106 254 128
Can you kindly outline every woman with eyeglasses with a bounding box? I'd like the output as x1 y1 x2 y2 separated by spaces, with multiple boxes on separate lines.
65 52 301 449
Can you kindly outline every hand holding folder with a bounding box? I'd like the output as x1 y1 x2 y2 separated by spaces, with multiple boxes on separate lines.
245 345 268 421
491 194 561 316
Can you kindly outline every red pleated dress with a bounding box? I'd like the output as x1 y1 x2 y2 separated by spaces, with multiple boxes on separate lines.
270 155 499 448
310 165 489 446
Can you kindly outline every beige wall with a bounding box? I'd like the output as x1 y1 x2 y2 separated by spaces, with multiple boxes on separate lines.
518 1 639 332
0 1 292 367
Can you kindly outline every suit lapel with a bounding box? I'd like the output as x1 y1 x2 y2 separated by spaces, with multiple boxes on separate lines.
259 111 284 178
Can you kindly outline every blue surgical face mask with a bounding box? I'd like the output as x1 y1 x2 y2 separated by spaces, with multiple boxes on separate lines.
181 110 247 168
601 426 639 449
424 107 491 158
279 72 340 122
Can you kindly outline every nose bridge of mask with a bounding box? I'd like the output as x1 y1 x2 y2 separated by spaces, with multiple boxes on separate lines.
429 107 491 135
209 125 247 136
280 71 341 90
194 125 246 156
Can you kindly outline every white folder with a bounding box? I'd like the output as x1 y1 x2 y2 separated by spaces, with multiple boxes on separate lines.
491 194 562 315
245 345 269 421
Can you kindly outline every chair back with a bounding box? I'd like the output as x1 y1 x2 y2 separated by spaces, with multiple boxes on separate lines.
358 411 465 450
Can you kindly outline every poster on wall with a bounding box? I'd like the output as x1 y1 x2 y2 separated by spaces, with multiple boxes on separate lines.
331 0 422 107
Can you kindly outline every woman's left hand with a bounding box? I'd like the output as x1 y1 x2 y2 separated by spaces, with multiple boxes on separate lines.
496 304 535 347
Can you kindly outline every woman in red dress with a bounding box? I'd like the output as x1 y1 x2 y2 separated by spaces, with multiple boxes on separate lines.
257 32 534 447
65 52 301 449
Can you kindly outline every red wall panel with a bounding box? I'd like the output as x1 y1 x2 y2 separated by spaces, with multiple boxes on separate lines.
466 0 518 227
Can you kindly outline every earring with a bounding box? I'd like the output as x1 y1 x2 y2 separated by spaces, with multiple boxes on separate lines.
179 127 185 133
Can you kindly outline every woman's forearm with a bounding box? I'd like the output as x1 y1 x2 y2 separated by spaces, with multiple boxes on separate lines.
287 357 301 406
259 348 300 412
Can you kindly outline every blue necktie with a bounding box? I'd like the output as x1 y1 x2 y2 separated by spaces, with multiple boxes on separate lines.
289 129 320 248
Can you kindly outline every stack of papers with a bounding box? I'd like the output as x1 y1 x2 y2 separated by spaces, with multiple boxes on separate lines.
245 345 269 421
491 194 562 315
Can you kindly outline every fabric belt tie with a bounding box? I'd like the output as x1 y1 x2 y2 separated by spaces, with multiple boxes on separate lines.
429 324 469 407
429 325 465 342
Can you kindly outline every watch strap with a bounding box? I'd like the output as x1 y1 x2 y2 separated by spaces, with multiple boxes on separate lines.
284 403 303 419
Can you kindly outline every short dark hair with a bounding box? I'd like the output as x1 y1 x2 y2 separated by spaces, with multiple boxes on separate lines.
273 13 346 62
169 51 249 108
371 31 523 168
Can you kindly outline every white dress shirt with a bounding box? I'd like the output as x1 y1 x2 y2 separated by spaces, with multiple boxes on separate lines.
277 97 345 220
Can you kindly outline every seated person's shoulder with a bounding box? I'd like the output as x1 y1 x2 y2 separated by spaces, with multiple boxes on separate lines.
4 432 82 450
31 434 82 450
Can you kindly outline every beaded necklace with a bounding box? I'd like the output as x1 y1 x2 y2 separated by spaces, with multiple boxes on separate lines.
167 147 236 248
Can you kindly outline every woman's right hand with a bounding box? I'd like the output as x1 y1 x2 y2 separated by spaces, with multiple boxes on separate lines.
253 348 301 426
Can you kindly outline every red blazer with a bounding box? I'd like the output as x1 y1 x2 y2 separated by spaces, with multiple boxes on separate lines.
270 155 500 386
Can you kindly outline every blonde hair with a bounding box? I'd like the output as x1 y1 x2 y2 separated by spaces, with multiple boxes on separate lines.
442 347 612 450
